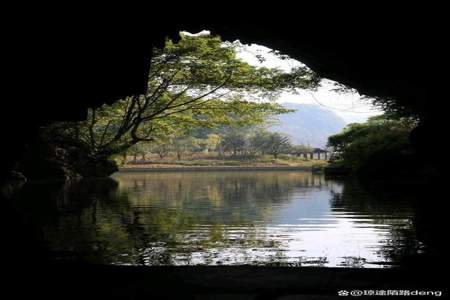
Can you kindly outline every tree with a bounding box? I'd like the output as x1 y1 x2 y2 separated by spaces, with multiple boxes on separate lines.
205 134 221 153
327 113 416 171
171 137 199 160
248 130 271 155
262 133 292 158
150 140 172 160
57 34 317 158
220 130 247 156
43 33 318 177
327 114 416 153
127 144 141 163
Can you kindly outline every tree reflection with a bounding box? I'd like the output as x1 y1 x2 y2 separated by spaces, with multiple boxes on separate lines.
12 172 324 265
328 180 423 266
10 172 426 267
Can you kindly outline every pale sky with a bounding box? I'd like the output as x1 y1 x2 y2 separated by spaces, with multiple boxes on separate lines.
235 43 383 124
180 30 384 124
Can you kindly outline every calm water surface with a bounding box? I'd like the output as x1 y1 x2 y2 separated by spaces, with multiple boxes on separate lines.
13 171 424 267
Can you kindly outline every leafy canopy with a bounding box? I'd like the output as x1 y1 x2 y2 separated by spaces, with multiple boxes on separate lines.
327 113 417 171
57 33 319 157
327 114 416 152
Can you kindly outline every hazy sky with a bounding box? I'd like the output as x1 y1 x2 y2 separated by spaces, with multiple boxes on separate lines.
180 30 383 124
236 43 383 124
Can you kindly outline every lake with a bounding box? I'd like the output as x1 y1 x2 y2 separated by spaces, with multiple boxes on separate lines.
12 170 424 268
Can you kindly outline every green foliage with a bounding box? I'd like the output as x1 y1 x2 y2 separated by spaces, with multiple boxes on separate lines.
171 137 200 160
50 33 318 161
340 129 410 171
217 128 293 158
327 113 416 172
257 132 292 158
249 130 271 154
204 134 221 152
150 141 172 160
220 129 247 155
123 125 314 163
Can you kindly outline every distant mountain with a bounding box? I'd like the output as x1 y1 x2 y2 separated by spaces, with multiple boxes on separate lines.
269 103 347 148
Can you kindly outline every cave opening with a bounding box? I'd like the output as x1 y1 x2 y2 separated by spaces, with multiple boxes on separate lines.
2 19 448 299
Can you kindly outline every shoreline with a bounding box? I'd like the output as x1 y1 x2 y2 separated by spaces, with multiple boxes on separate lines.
118 165 314 172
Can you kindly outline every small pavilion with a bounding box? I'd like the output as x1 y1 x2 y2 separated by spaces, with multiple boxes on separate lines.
295 148 330 160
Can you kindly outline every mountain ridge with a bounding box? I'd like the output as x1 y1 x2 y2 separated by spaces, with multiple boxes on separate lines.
269 103 347 148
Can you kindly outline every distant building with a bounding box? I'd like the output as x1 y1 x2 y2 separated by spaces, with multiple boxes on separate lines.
312 148 329 160
294 148 330 160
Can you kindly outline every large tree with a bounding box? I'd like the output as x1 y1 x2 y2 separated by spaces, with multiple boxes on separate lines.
64 33 317 156
41 33 318 177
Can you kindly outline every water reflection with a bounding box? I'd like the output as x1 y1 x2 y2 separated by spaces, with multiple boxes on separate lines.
11 171 423 267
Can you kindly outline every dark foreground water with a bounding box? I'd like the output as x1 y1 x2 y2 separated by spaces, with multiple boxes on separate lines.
12 171 425 268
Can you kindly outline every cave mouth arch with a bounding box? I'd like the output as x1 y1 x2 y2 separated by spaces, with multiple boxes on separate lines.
3 16 444 183
2 13 448 299
14 29 389 181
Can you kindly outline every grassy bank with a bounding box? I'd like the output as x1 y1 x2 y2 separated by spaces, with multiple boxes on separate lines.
119 154 328 171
